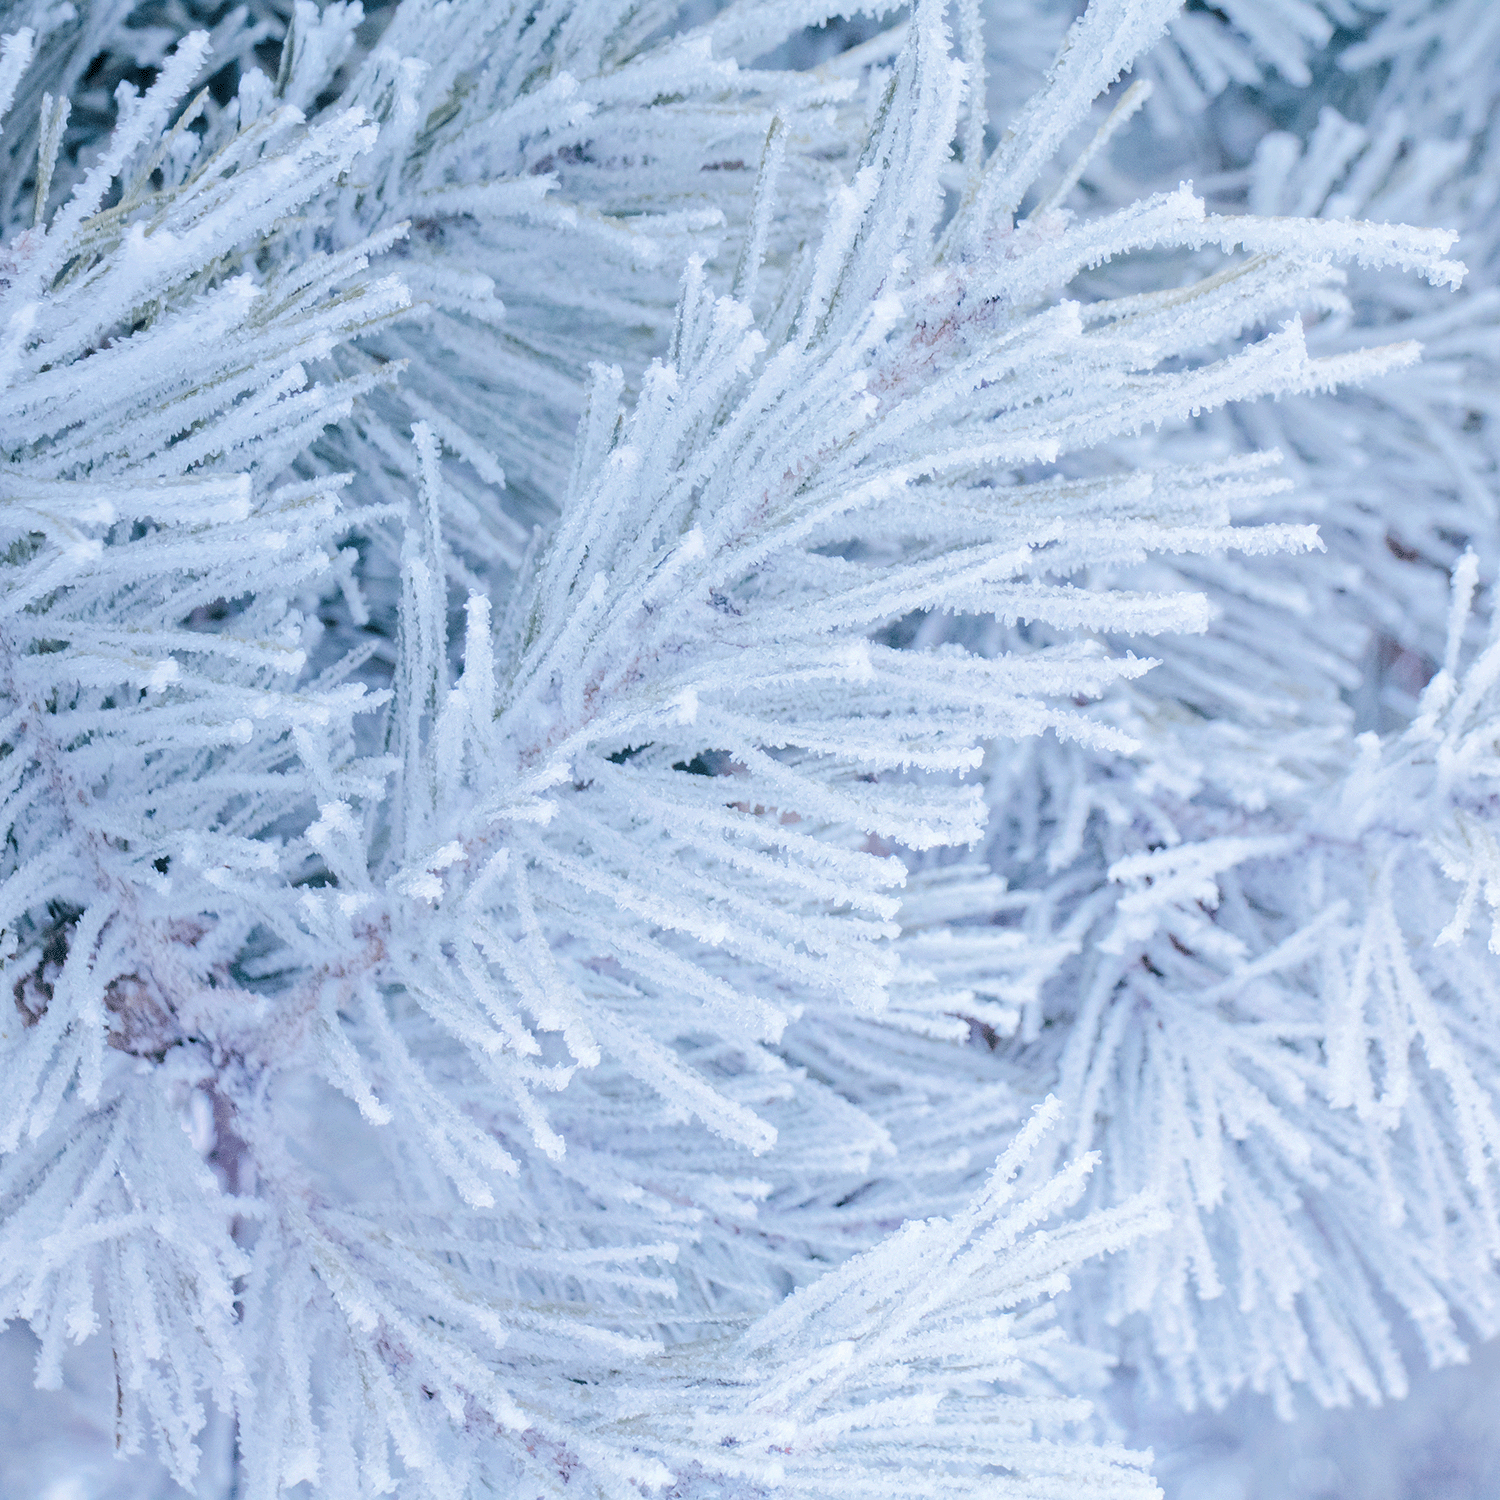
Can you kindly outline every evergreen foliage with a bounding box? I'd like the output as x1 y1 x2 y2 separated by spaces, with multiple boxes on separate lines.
0 1 1495 1495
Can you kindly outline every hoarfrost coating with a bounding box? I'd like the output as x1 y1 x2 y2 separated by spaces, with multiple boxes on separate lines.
0 1 1497 1498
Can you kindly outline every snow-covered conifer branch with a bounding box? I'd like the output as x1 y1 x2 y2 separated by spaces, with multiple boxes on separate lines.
808 0 1500 1422
508 1101 1168 1500
0 28 402 1484
0 0 1489 1494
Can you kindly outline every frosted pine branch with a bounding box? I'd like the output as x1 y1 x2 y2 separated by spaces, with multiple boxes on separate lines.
0 1 1492 1495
